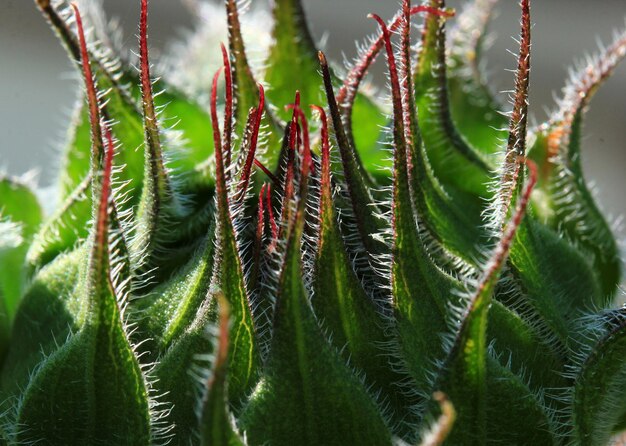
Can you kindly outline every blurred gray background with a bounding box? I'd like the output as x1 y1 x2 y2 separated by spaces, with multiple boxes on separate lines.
1 0 625 238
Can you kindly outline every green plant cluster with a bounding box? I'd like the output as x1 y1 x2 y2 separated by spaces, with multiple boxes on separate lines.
0 0 625 444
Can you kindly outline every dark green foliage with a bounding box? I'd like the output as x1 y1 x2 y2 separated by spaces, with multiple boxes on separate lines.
0 0 624 444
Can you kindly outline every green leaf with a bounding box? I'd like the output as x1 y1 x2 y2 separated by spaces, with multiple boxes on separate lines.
130 0 187 274
29 2 141 270
200 296 246 446
239 206 391 446
572 309 626 446
1 247 84 400
528 30 626 301
132 224 216 441
13 124 152 445
209 65 261 407
0 178 42 323
35 2 215 277
447 0 508 157
225 0 283 173
507 218 601 349
434 159 540 445
484 358 557 444
265 0 322 123
414 0 490 198
0 176 42 366
392 5 487 267
318 52 386 257
487 300 567 392
42 0 215 200
367 12 459 393
25 177 92 271
310 107 417 436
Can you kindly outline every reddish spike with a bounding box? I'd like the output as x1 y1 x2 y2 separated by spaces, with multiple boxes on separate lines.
237 84 266 201
337 6 454 108
210 67 227 206
294 91 301 109
95 125 115 255
298 109 312 180
280 119 298 230
71 3 103 164
400 0 415 147
369 13 406 144
283 93 301 204
498 0 531 224
257 183 267 242
254 158 278 184
286 105 313 180
548 30 626 155
265 184 279 242
507 0 531 158
220 43 234 170
140 0 157 128
311 105 331 196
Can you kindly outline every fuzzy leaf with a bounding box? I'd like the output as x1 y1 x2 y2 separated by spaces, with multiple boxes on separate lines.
133 226 216 441
265 0 321 123
239 205 391 446
210 62 261 407
33 1 214 277
0 247 83 401
507 219 601 349
225 0 282 174
130 0 188 275
434 160 540 444
572 309 626 445
25 177 92 271
528 30 626 300
484 357 557 444
318 52 386 257
310 106 416 435
487 300 567 391
38 0 214 201
392 4 487 266
447 0 508 157
414 0 490 197
200 296 246 446
13 125 152 445
366 12 459 393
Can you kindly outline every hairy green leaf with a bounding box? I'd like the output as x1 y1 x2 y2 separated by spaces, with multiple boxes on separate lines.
239 205 391 446
572 309 626 445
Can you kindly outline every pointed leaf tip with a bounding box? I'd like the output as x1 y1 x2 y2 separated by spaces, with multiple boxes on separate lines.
211 67 227 201
236 83 265 203
220 43 234 169
338 5 453 108
71 2 104 171
90 124 115 286
139 0 157 129
369 12 407 149
496 0 532 225
318 49 385 255
254 158 278 185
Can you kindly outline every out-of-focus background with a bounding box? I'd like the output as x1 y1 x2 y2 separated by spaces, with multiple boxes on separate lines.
1 0 625 238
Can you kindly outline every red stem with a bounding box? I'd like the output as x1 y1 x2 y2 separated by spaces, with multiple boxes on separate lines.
237 84 266 202
220 43 234 171
71 3 103 165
